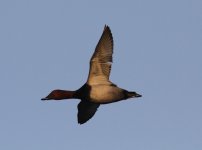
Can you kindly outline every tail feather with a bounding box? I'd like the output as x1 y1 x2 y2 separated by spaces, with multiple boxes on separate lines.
125 91 142 98
127 92 136 98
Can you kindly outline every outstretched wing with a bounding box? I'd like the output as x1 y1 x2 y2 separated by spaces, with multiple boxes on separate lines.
87 25 114 85
77 101 100 124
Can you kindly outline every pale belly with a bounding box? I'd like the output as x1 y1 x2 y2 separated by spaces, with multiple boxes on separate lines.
89 85 125 104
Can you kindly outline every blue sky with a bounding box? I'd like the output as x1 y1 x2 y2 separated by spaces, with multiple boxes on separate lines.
0 0 202 149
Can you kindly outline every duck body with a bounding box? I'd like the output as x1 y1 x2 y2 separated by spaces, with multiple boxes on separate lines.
87 84 125 104
42 25 142 124
75 83 139 104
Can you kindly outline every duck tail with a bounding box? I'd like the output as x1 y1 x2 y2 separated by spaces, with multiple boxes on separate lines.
125 91 142 99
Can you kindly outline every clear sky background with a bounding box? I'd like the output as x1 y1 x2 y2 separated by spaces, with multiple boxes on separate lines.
0 0 202 149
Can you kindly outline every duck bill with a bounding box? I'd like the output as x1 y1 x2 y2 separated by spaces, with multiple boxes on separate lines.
41 97 50 100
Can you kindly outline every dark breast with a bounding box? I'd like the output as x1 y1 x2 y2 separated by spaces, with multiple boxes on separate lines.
75 84 92 101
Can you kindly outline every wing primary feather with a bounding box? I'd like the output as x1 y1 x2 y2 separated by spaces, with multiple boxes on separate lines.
77 101 100 124
87 25 114 85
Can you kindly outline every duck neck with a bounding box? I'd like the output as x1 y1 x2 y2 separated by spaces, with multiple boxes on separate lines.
54 90 77 100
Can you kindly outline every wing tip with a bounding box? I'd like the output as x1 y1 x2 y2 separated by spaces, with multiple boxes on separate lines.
78 117 91 124
104 24 110 31
78 121 85 124
103 24 113 50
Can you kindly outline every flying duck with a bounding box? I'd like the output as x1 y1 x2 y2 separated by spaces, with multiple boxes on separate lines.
41 25 142 124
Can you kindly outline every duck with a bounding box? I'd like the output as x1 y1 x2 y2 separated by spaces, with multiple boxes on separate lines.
41 25 142 124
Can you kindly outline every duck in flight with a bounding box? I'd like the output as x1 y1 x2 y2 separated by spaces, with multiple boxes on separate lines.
41 25 142 124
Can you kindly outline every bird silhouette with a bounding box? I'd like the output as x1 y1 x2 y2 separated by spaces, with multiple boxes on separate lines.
41 25 142 124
